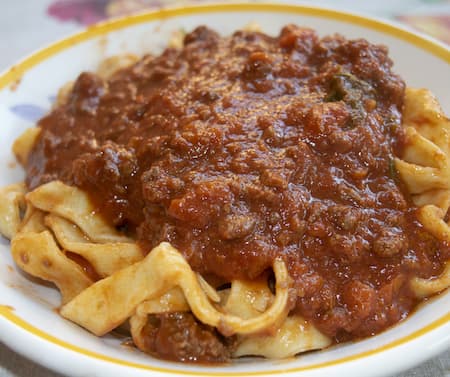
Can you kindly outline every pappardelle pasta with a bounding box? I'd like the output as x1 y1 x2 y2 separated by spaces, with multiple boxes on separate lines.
1 25 449 363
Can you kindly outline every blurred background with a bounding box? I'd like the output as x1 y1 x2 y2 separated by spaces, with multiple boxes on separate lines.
0 0 449 71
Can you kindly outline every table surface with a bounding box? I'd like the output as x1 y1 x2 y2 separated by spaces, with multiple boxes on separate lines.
0 0 449 376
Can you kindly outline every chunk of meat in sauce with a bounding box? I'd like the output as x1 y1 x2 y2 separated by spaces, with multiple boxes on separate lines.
138 312 232 363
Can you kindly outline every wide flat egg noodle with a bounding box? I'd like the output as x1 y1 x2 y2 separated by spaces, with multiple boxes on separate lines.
60 242 290 337
134 287 190 315
26 181 132 244
410 262 450 299
234 316 332 358
395 88 450 298
45 214 144 278
19 206 47 234
11 230 94 304
12 127 41 166
5 201 94 304
0 181 142 306
0 183 26 240
396 88 450 203
223 278 331 358
0 127 41 239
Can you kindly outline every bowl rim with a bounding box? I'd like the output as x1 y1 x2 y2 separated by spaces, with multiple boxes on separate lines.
0 2 449 91
0 2 449 376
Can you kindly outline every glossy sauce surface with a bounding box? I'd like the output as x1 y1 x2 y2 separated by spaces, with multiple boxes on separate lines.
26 26 449 362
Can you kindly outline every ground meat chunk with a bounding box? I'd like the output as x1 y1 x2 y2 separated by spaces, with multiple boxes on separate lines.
373 228 408 257
141 165 185 204
139 312 231 363
342 280 376 320
72 142 137 189
328 205 362 231
69 72 105 115
184 25 220 46
218 213 257 240
72 141 140 225
167 181 233 226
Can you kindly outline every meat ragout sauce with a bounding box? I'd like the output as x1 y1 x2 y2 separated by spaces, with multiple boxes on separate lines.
26 26 449 362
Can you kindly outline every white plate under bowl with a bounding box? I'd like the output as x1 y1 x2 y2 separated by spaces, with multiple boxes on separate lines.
0 3 449 377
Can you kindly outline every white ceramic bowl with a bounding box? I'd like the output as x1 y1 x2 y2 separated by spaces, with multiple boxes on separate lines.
0 3 449 377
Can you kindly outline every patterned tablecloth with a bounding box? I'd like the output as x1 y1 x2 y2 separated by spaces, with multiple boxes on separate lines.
0 0 449 376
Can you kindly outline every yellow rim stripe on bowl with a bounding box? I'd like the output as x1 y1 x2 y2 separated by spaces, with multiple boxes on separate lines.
0 2 449 375
0 3 449 90
1 305 449 375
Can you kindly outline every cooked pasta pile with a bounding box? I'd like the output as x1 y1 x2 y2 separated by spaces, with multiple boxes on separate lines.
0 26 449 363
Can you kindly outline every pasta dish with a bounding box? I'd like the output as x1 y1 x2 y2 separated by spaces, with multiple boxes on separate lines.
0 25 449 363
